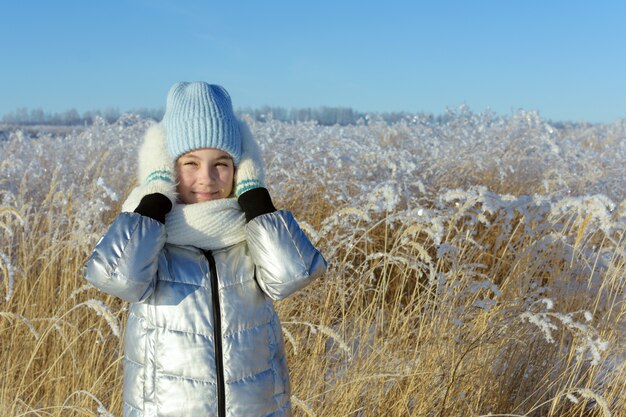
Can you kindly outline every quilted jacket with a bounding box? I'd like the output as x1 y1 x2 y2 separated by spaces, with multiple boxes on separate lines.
84 209 327 417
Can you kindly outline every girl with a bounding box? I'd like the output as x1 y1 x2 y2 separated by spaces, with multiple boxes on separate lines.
84 82 327 417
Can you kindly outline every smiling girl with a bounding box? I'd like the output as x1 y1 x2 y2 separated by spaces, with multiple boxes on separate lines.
84 82 327 417
176 148 235 203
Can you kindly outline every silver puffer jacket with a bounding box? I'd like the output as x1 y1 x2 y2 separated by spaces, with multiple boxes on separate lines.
84 210 327 417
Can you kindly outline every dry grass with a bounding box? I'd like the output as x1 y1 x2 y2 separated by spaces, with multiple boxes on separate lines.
1 114 625 416
276 184 625 417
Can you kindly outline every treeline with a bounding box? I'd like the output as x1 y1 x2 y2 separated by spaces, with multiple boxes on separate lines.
0 107 163 126
1 106 417 126
239 105 371 125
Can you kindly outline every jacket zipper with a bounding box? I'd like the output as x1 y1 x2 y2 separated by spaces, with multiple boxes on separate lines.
205 251 226 417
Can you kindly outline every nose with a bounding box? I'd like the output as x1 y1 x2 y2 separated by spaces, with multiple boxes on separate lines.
197 166 216 184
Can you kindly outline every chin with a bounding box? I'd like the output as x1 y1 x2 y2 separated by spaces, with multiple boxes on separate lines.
196 194 225 203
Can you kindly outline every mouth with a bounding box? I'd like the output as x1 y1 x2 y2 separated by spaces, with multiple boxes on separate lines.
194 190 220 201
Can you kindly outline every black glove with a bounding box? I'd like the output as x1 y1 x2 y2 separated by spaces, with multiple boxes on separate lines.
238 188 276 223
134 193 173 224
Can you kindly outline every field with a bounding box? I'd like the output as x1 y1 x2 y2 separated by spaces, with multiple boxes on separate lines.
1 108 625 416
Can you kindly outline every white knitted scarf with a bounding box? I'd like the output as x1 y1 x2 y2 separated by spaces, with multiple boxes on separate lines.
122 191 246 251
164 198 247 251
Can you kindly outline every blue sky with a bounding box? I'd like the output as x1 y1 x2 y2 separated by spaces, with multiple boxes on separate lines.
1 0 625 123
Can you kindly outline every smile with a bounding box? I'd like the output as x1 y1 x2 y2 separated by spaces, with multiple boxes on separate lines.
194 191 220 200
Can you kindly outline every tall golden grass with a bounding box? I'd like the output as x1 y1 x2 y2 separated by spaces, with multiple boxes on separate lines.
1 114 625 416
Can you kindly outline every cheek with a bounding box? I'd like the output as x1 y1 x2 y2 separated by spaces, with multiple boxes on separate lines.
176 170 194 191
219 166 235 184
226 168 235 187
220 168 235 195
175 165 184 183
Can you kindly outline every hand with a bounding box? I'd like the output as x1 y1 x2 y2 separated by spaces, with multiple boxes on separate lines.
121 123 177 212
234 120 265 198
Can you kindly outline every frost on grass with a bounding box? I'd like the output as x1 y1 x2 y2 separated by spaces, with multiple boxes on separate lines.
1 110 624 415
561 389 612 417
73 299 120 338
69 283 95 299
284 320 352 360
291 395 317 417
96 177 119 202
0 205 24 303
0 312 39 339
0 251 15 302
64 390 114 417
521 301 609 366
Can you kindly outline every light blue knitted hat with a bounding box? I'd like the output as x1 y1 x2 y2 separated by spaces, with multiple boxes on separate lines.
162 82 242 164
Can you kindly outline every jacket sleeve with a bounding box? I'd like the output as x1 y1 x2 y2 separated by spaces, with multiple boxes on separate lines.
83 212 166 303
245 210 327 300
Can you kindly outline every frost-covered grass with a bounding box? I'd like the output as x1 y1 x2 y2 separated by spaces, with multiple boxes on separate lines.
1 109 625 416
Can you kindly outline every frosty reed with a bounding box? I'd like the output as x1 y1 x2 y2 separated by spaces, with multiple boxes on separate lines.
1 110 625 416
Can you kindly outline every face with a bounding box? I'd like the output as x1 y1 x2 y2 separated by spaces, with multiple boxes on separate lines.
175 148 235 204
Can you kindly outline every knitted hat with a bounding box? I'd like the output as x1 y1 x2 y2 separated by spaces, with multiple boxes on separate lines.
162 82 242 164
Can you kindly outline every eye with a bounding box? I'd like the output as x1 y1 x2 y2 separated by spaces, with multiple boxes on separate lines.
215 160 233 168
183 161 198 166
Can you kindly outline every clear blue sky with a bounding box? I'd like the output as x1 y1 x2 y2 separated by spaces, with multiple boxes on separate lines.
1 0 625 123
